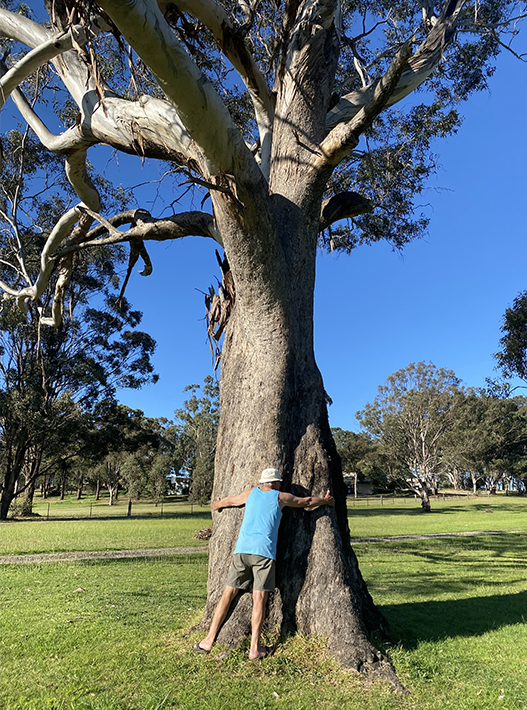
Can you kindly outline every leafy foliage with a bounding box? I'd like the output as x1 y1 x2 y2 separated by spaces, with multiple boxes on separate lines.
495 290 527 381
357 361 464 509
0 126 157 518
172 376 220 504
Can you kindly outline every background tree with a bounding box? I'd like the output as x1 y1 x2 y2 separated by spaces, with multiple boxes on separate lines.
0 0 525 678
495 291 527 384
119 416 174 504
0 294 158 517
441 390 488 492
87 402 158 505
437 389 527 494
331 428 387 494
172 376 219 504
358 362 463 511
0 124 158 519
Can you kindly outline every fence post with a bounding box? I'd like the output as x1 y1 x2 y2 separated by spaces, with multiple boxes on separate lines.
46 503 50 520
89 503 93 519
381 496 383 505
127 499 132 518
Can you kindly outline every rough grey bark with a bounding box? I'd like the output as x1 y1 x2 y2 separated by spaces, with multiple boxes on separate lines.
204 161 396 677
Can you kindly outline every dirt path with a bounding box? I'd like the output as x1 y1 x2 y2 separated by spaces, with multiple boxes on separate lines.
0 530 514 564
0 546 208 565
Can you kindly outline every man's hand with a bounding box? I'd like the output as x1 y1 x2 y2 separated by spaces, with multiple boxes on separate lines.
212 497 222 511
323 490 335 507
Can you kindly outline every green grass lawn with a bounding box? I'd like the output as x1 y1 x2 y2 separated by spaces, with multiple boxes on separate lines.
1 535 526 710
0 505 211 555
1 495 527 709
347 494 527 537
1 493 526 556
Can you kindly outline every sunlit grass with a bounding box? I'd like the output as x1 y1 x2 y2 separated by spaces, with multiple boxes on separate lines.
2 493 526 557
0 512 211 555
1 535 526 709
347 494 527 538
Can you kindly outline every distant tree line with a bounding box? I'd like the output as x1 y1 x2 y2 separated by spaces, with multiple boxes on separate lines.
0 369 219 519
335 361 527 513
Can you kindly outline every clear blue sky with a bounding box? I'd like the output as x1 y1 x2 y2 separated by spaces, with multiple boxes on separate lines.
116 50 527 430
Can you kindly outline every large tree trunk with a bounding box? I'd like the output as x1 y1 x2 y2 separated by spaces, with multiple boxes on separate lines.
76 471 84 500
204 194 399 683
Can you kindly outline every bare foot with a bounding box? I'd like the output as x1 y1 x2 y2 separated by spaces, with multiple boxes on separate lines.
248 645 270 660
193 641 212 653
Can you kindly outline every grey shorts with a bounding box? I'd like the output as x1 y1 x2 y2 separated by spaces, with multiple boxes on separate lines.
224 553 276 592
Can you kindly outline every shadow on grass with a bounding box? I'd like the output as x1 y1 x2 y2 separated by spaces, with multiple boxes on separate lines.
362 534 527 648
347 502 527 518
362 536 527 600
381 589 527 648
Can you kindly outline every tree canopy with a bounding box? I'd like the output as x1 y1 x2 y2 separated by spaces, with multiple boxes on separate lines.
357 361 464 510
0 126 158 519
0 0 524 315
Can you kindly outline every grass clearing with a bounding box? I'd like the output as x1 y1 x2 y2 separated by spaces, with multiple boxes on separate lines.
347 494 527 537
1 528 527 708
2 493 526 557
0 509 211 556
1 495 527 708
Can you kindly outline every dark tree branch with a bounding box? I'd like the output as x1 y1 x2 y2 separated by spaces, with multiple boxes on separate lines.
319 192 373 231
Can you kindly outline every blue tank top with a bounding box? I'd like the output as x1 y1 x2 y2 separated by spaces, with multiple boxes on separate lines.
233 487 282 560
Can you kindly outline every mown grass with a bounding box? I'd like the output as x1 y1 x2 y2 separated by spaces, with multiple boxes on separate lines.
1 534 527 709
1 493 526 556
347 494 527 538
0 508 211 555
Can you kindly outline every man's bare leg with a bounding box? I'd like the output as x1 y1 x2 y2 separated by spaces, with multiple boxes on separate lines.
197 586 239 651
249 590 269 660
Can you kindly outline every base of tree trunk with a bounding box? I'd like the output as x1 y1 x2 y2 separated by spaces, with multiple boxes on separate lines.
201 517 406 691
195 593 405 691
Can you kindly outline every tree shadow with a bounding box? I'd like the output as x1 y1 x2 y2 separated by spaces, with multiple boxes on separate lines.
347 501 527 518
380 590 527 649
362 535 527 648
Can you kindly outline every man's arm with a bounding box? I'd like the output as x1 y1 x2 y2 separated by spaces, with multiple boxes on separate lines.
212 487 253 511
278 490 334 511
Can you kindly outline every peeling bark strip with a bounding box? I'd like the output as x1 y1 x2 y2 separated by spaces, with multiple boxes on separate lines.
0 0 514 684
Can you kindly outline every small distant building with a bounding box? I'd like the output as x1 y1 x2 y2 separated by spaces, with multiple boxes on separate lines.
343 473 373 496
166 473 190 496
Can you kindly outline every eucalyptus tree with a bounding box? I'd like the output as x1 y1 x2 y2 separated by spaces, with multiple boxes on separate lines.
358 362 463 511
331 427 389 492
0 0 525 680
119 417 173 504
0 129 158 519
173 376 220 503
87 402 161 504
475 395 527 493
443 391 527 494
495 291 527 383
